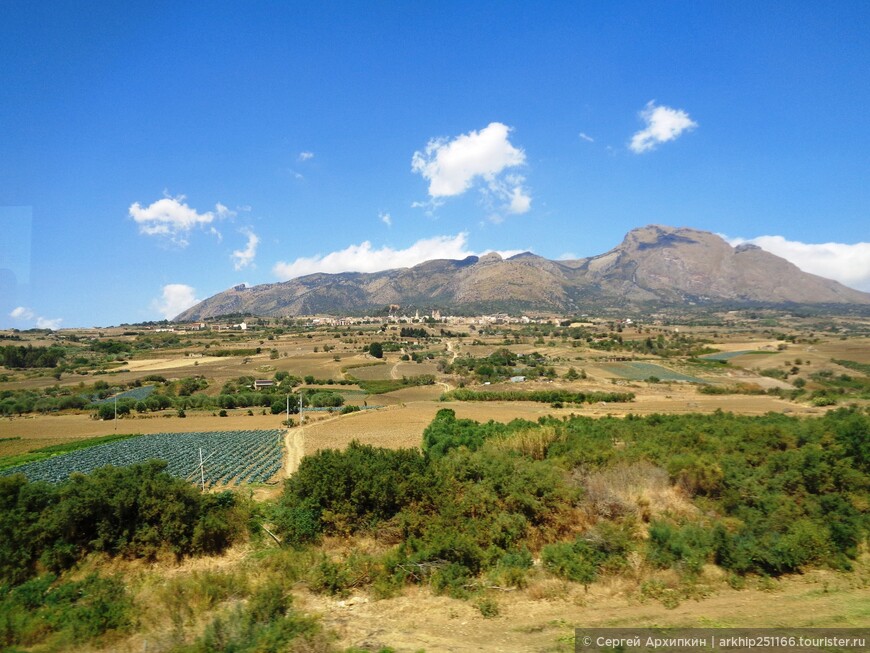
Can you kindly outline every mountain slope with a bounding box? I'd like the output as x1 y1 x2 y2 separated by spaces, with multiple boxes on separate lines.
175 225 870 320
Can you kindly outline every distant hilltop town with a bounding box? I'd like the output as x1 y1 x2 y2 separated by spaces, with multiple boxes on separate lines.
148 309 564 334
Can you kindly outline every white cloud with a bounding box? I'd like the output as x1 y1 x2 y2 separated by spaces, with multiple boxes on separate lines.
36 316 62 330
10 306 34 320
578 132 595 143
298 151 314 162
412 122 530 214
129 194 231 246
273 233 524 280
151 284 202 320
10 306 61 330
507 185 532 214
231 228 260 270
630 101 697 153
380 212 392 227
725 234 870 291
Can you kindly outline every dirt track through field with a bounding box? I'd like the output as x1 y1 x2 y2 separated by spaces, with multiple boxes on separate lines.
284 410 363 475
284 428 304 476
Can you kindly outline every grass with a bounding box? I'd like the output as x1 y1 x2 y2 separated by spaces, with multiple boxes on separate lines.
350 375 435 394
833 359 870 376
0 432 142 471
341 361 387 372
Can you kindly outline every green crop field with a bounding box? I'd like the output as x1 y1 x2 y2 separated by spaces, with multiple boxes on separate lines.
700 350 774 361
1 429 284 487
598 361 707 383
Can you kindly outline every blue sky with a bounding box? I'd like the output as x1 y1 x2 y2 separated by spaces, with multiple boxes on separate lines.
2 1 868 327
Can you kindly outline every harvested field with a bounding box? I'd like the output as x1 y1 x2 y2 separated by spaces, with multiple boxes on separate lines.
0 411 288 448
700 349 761 360
392 360 439 377
123 356 227 372
380 384 444 402
0 436 71 458
813 338 870 364
345 362 392 380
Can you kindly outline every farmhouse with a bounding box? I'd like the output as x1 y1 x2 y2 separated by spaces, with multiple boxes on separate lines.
252 379 275 390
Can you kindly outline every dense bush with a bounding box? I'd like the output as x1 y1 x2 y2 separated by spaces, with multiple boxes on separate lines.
647 521 714 576
542 520 636 587
275 442 430 543
1 344 66 368
0 461 248 586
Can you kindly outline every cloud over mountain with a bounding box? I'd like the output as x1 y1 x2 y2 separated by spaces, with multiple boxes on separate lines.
273 233 522 280
630 101 697 153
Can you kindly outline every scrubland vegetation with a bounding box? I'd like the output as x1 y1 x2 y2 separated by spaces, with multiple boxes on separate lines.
2 407 867 650
275 408 869 595
1 312 869 650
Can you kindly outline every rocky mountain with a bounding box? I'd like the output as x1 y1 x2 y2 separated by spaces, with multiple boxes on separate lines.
175 225 870 320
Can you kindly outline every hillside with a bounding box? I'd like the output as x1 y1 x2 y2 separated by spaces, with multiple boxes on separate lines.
176 225 870 320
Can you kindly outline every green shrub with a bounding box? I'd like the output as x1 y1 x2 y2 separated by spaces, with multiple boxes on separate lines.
475 596 500 618
309 557 351 597
275 442 429 542
541 539 601 588
647 521 714 576
541 520 636 588
0 573 131 648
0 462 247 586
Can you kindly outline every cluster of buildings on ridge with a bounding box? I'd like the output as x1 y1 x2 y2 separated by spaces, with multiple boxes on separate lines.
147 310 571 333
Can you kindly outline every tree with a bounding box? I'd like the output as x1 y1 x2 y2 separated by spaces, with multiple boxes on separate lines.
369 342 384 359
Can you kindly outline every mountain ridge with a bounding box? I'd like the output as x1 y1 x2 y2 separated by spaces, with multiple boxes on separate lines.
175 225 870 320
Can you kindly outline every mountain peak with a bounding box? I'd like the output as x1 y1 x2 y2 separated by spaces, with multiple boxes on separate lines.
507 251 541 260
478 252 503 263
621 224 705 251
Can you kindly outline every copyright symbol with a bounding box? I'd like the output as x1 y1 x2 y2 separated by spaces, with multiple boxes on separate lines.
583 636 592 646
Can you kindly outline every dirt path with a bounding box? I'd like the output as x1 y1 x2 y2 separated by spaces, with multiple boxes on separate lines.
284 410 372 475
446 338 458 363
299 566 870 653
284 428 304 476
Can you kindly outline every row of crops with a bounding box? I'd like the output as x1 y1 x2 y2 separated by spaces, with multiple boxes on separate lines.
91 385 157 405
597 361 707 383
698 349 774 361
1 430 284 488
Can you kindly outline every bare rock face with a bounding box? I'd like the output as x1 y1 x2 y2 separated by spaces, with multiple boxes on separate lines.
175 225 870 320
578 225 869 305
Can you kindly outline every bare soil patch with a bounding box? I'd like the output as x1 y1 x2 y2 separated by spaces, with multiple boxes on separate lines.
123 356 227 372
0 411 287 445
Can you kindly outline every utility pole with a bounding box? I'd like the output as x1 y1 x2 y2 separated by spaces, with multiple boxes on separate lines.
285 393 290 425
114 396 117 430
198 448 215 492
298 390 304 424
